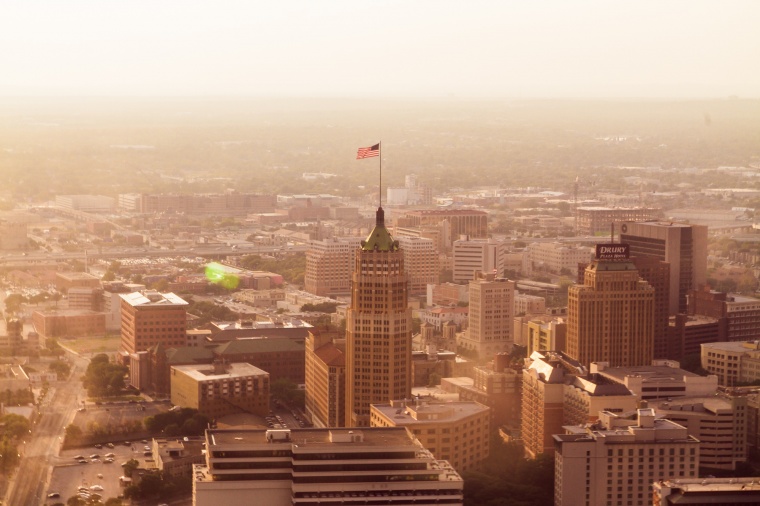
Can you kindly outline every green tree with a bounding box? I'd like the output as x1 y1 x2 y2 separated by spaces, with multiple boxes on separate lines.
65 424 83 441
122 458 139 477
49 360 71 377
4 293 26 313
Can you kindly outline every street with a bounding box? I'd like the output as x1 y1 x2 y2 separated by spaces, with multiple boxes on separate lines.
3 352 88 506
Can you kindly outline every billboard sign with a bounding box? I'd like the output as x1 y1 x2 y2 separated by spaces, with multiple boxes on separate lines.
596 243 629 260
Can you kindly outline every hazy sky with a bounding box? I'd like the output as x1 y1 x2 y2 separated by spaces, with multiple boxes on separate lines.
1 1 758 98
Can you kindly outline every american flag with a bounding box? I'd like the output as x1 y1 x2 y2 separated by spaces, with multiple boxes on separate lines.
356 143 380 159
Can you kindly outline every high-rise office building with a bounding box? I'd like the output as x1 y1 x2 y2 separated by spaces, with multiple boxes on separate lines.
457 271 515 360
620 221 708 314
567 247 655 368
345 207 412 427
629 256 671 359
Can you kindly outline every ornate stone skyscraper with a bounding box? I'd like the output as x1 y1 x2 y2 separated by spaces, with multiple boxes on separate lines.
345 207 412 427
567 245 655 368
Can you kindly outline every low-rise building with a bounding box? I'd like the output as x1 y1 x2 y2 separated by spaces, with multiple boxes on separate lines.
152 437 206 477
652 394 748 470
653 477 760 505
701 340 760 386
590 360 719 400
370 399 490 473
170 362 270 420
193 427 463 506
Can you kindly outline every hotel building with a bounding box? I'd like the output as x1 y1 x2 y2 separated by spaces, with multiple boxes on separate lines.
554 408 700 506
567 249 655 368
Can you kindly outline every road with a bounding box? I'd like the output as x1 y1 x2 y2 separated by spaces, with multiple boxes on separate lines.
3 352 88 506
0 244 308 265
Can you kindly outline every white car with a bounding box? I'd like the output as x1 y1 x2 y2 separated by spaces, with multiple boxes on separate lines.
90 485 104 492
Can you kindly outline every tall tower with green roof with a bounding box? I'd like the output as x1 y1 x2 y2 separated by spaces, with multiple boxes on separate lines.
345 207 412 427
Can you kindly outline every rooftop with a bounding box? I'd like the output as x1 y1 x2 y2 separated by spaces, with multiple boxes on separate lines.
208 427 413 448
172 362 268 381
120 290 187 307
372 401 488 424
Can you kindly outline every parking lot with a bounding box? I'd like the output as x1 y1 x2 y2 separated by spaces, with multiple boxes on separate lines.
47 442 141 503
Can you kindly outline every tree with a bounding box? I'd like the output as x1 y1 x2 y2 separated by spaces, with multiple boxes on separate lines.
122 458 139 477
4 293 26 313
0 413 31 437
65 424 83 441
49 360 70 377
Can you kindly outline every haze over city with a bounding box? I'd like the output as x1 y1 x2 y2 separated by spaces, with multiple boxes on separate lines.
1 1 758 98
2 2 760 506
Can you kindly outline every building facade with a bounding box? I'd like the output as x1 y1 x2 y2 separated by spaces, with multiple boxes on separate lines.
567 257 655 368
303 237 363 297
452 237 504 283
345 208 412 427
620 221 708 314
370 399 490 473
193 427 463 506
458 272 515 360
304 329 345 428
398 236 440 295
524 242 594 277
554 409 700 506
170 362 269 419
120 290 188 354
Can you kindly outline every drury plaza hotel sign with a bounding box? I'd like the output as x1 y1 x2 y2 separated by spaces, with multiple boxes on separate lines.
595 243 630 261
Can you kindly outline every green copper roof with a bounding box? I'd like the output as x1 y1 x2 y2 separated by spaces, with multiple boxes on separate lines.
361 207 400 252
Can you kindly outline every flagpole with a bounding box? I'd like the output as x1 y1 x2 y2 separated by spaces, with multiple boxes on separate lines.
379 141 382 208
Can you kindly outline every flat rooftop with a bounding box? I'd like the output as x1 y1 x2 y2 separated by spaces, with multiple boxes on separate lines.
120 291 187 307
208 427 414 448
172 362 267 381
597 365 700 383
372 401 487 424
659 477 760 493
